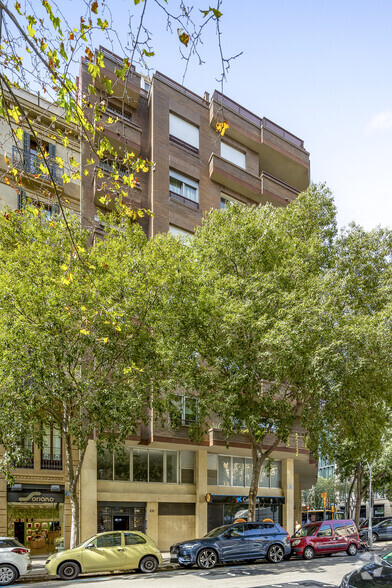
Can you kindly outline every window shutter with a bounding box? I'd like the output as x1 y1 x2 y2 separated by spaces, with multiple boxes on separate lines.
51 202 60 216
48 142 56 158
48 143 56 180
22 132 30 169
17 190 27 210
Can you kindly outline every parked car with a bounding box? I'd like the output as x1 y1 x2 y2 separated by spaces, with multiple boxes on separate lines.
0 537 31 586
290 519 360 560
340 550 392 587
360 516 392 530
170 521 291 569
45 531 162 580
359 518 392 543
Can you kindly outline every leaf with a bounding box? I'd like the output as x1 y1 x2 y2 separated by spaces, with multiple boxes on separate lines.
178 29 190 47
88 62 100 80
91 1 98 13
15 2 22 15
14 128 23 140
85 47 94 62
96 52 105 68
142 49 155 57
97 18 109 30
216 120 229 136
27 23 36 37
59 42 67 61
212 8 223 18
69 32 75 40
80 328 90 335
88 83 96 95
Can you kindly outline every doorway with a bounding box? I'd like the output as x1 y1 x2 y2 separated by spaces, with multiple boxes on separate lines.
14 522 25 545
113 516 129 530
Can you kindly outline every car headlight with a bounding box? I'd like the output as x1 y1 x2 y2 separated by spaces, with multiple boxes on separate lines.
179 544 195 550
291 540 301 546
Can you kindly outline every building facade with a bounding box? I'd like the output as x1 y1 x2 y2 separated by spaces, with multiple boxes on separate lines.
0 49 316 553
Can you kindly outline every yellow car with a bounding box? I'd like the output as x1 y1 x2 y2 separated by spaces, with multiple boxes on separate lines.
45 530 162 580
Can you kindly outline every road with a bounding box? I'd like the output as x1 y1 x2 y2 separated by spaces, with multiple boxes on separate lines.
14 546 391 588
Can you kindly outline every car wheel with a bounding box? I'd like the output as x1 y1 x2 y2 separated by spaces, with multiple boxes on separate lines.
0 564 18 586
196 548 218 569
346 543 357 556
58 561 81 581
303 546 315 560
267 544 284 563
372 533 378 543
139 556 158 573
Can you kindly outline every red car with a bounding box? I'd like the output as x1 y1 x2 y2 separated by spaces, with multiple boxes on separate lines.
290 519 360 560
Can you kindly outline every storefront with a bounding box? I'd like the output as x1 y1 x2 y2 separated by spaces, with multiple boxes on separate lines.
207 495 285 531
7 484 64 555
97 502 146 533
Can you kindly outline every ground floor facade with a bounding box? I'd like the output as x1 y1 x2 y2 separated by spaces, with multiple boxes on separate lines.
1 437 317 552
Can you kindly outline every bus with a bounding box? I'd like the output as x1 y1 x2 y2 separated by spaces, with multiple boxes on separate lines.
301 509 345 525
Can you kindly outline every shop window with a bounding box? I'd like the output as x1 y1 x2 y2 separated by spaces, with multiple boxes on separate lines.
41 426 62 470
232 457 245 486
221 142 246 169
245 458 253 487
169 113 199 153
169 169 199 208
269 462 282 488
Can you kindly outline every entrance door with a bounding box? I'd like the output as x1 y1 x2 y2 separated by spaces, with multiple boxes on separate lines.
14 522 25 546
113 516 129 531
130 507 145 532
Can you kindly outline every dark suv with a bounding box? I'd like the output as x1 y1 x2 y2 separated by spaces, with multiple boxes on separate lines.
291 520 360 559
170 521 291 569
359 518 392 542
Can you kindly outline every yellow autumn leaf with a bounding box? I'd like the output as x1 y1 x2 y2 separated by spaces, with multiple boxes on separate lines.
80 328 90 335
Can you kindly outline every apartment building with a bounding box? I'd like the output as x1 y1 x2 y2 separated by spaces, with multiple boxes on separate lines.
0 49 316 553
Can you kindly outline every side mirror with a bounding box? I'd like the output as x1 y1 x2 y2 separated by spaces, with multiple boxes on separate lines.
85 543 95 549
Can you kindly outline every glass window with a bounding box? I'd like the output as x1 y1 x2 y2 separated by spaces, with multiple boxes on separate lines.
169 170 199 205
318 524 332 537
259 465 269 488
114 447 130 481
42 426 61 461
294 524 319 537
245 458 253 487
169 113 199 149
221 142 246 168
169 225 193 240
95 533 122 548
218 456 231 486
269 462 282 488
244 524 262 537
180 451 195 484
333 524 347 537
232 457 245 486
97 448 113 480
346 524 357 536
220 194 243 209
124 533 146 545
133 449 148 482
166 451 178 483
149 450 164 483
184 396 197 424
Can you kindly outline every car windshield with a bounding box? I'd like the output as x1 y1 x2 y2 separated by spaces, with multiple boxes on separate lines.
204 525 230 538
294 524 319 537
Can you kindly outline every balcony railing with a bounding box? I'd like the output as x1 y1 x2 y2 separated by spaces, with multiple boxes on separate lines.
169 190 199 209
41 457 62 470
12 146 64 186
212 90 304 149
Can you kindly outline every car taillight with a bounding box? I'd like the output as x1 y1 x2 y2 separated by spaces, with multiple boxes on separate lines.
11 548 29 554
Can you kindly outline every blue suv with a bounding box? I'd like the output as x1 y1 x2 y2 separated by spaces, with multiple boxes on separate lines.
170 521 291 569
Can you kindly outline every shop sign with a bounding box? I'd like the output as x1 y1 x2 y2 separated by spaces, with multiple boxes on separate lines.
8 490 64 504
206 495 285 506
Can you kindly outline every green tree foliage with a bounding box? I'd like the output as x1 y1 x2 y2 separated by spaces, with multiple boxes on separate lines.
0 206 176 546
303 476 346 510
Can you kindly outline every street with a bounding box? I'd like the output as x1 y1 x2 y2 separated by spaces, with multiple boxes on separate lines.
14 545 391 588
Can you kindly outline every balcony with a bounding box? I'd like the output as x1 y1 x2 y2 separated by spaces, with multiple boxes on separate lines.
209 154 261 201
41 457 62 470
169 190 199 210
209 154 299 206
96 111 142 155
12 146 63 186
93 165 141 211
95 48 141 108
210 91 309 192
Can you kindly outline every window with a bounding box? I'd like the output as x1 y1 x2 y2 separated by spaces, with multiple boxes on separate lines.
317 524 332 537
220 194 244 209
97 447 114 480
171 395 198 425
169 170 199 208
41 426 62 470
180 451 195 484
221 142 246 169
169 113 199 153
94 533 122 548
213 455 282 488
12 132 63 185
114 447 130 481
346 524 356 536
133 449 148 482
106 102 132 123
169 225 193 241
124 533 146 545
333 524 347 537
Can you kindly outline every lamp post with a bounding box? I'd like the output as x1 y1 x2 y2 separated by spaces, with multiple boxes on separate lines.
366 458 376 550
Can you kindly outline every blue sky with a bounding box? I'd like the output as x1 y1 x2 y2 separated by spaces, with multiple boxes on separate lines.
70 0 392 228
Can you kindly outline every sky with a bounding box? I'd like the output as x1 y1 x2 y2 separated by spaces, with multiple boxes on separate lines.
33 0 392 230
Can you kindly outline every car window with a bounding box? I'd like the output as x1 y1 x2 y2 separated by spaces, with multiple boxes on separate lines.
317 524 332 537
124 533 146 546
204 525 230 538
332 524 347 537
345 524 357 536
225 524 245 538
294 524 319 537
379 520 392 528
0 539 18 548
244 525 262 537
95 533 122 548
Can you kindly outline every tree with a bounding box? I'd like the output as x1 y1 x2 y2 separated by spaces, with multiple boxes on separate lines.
164 185 341 522
0 205 177 547
302 476 345 511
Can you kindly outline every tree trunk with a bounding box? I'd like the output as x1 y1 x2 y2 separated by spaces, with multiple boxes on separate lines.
354 462 363 528
247 432 281 522
63 429 88 549
346 476 355 519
